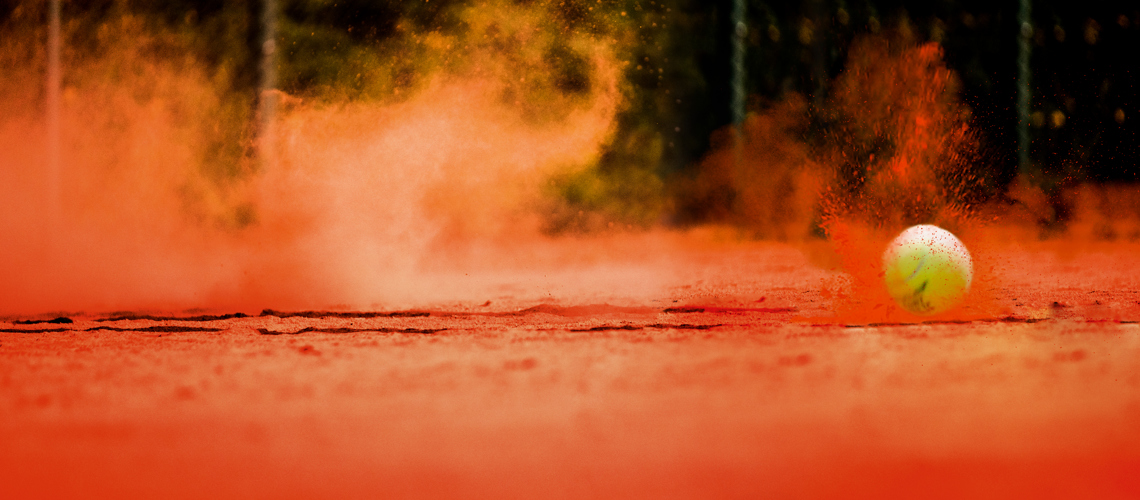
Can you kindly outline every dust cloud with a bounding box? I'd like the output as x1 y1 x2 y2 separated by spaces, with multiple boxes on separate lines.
0 4 688 315
1 7 1132 320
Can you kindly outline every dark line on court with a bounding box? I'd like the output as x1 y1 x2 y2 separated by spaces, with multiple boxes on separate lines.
86 326 224 333
257 327 445 335
663 307 706 313
96 313 248 322
570 324 644 332
1 328 72 333
511 304 657 316
259 310 431 319
14 317 73 325
648 323 722 330
844 316 1052 328
995 316 1050 324
569 323 723 332
663 306 795 314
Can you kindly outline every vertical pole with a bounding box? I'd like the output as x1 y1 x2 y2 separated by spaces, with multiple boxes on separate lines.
730 0 746 128
259 0 279 170
47 0 61 218
1016 0 1032 174
808 0 827 108
731 0 746 173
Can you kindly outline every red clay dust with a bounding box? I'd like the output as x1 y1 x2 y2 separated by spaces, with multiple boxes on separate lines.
1 6 1139 500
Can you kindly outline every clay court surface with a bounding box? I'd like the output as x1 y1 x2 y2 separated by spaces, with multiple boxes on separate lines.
2 238 1140 499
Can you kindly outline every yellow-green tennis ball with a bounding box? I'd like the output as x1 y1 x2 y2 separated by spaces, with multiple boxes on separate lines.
882 224 974 314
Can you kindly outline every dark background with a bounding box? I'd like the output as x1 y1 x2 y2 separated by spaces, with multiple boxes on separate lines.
2 0 1136 225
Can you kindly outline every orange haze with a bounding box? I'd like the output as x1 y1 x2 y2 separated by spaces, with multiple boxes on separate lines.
3 16 1138 322
0 9 667 314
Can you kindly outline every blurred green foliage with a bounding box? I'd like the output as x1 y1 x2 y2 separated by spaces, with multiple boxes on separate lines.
2 0 1137 231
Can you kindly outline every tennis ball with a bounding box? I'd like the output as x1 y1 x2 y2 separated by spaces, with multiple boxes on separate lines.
882 224 973 314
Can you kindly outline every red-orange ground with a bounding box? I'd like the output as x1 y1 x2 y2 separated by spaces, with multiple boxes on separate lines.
2 240 1139 499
